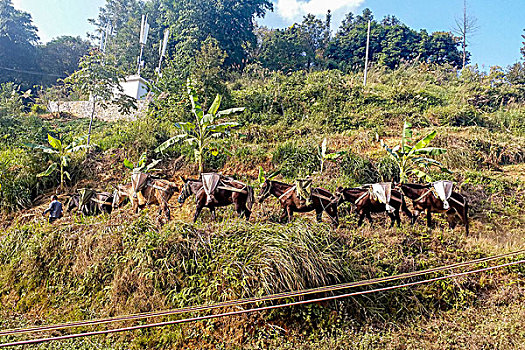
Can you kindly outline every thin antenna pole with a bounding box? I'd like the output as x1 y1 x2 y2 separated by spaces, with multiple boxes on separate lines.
363 20 371 86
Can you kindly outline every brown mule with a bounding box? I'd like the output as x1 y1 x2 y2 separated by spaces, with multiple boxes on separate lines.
258 180 339 226
398 183 469 235
178 177 254 222
125 173 180 224
336 186 412 227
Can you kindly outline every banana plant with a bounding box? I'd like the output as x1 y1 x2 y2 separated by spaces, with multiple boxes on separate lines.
27 134 88 192
381 121 450 183
258 166 280 185
155 79 244 173
319 137 345 173
123 152 161 173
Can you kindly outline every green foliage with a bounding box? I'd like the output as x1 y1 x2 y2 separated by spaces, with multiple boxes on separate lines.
326 9 462 72
26 134 87 192
382 121 449 182
272 141 320 178
155 79 243 172
0 83 24 116
64 49 137 145
319 137 345 173
0 0 39 89
0 148 39 211
123 151 160 174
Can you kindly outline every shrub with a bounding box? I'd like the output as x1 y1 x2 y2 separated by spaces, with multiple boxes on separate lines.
272 141 319 178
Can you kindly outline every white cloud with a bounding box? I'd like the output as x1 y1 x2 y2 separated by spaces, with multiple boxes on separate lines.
11 0 23 9
275 0 365 20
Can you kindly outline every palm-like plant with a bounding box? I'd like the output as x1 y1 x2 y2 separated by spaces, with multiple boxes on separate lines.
381 121 449 183
319 137 345 174
123 152 161 173
155 79 244 173
27 134 87 192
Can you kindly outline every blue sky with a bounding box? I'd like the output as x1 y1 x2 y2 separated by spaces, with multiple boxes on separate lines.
11 0 525 69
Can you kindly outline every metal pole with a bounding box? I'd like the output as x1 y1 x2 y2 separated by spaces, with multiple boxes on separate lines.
363 20 371 86
137 44 144 76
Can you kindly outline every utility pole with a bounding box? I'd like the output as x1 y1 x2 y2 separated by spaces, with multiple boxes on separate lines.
363 20 371 86
156 29 170 83
137 14 149 76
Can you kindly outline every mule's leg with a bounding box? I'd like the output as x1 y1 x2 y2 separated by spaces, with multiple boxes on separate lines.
315 207 323 223
366 212 373 224
396 210 402 227
279 207 288 223
327 204 339 226
286 206 294 223
388 213 396 228
357 211 365 227
445 209 456 230
426 209 432 228
193 205 203 223
164 201 171 222
234 201 243 219
411 210 420 225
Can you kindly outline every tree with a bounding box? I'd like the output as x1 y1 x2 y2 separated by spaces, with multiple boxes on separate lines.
38 36 92 85
155 79 244 173
64 49 136 146
297 12 331 70
164 0 272 68
0 0 40 88
27 134 87 192
257 26 310 72
453 0 477 69
190 36 229 107
381 121 449 183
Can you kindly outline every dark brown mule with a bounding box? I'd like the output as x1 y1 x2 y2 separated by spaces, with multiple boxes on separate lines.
258 180 339 226
178 178 254 222
398 183 469 235
336 186 412 227
67 191 113 216
127 174 180 223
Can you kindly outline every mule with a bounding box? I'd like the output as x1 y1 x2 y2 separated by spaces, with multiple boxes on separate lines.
258 180 338 226
178 177 254 222
128 174 180 223
398 183 469 235
335 186 412 227
67 191 113 216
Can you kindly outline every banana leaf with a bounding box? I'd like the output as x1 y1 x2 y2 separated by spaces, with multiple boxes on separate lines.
37 163 57 177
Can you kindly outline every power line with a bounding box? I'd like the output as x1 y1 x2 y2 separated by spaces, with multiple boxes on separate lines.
0 66 66 78
1 249 522 337
0 259 522 348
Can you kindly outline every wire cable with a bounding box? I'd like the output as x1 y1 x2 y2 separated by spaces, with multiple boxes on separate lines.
0 249 523 337
0 259 522 348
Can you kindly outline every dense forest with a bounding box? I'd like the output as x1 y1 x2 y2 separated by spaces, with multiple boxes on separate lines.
0 0 525 349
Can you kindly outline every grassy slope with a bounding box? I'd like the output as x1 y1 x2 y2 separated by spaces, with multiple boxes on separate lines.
0 65 524 349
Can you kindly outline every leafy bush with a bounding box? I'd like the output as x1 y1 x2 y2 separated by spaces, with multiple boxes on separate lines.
0 83 24 116
272 141 319 178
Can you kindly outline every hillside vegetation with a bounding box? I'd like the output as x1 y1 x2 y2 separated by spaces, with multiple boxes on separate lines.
0 64 525 349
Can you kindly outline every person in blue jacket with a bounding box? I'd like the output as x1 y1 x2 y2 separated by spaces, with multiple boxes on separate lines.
43 195 63 223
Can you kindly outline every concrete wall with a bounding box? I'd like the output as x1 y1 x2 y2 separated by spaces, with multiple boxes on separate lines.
48 100 149 122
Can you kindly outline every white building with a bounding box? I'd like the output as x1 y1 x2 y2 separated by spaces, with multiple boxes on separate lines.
118 75 150 100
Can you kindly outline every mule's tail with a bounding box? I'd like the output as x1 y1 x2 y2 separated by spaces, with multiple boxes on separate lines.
464 200 469 236
401 195 413 220
246 185 255 212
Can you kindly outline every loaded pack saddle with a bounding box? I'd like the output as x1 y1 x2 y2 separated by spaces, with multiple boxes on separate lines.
201 173 248 205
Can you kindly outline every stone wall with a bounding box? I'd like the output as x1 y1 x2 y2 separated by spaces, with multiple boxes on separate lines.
48 100 149 122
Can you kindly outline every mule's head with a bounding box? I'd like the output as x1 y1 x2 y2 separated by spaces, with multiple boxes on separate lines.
258 180 272 203
334 186 345 204
178 180 192 204
66 194 79 213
